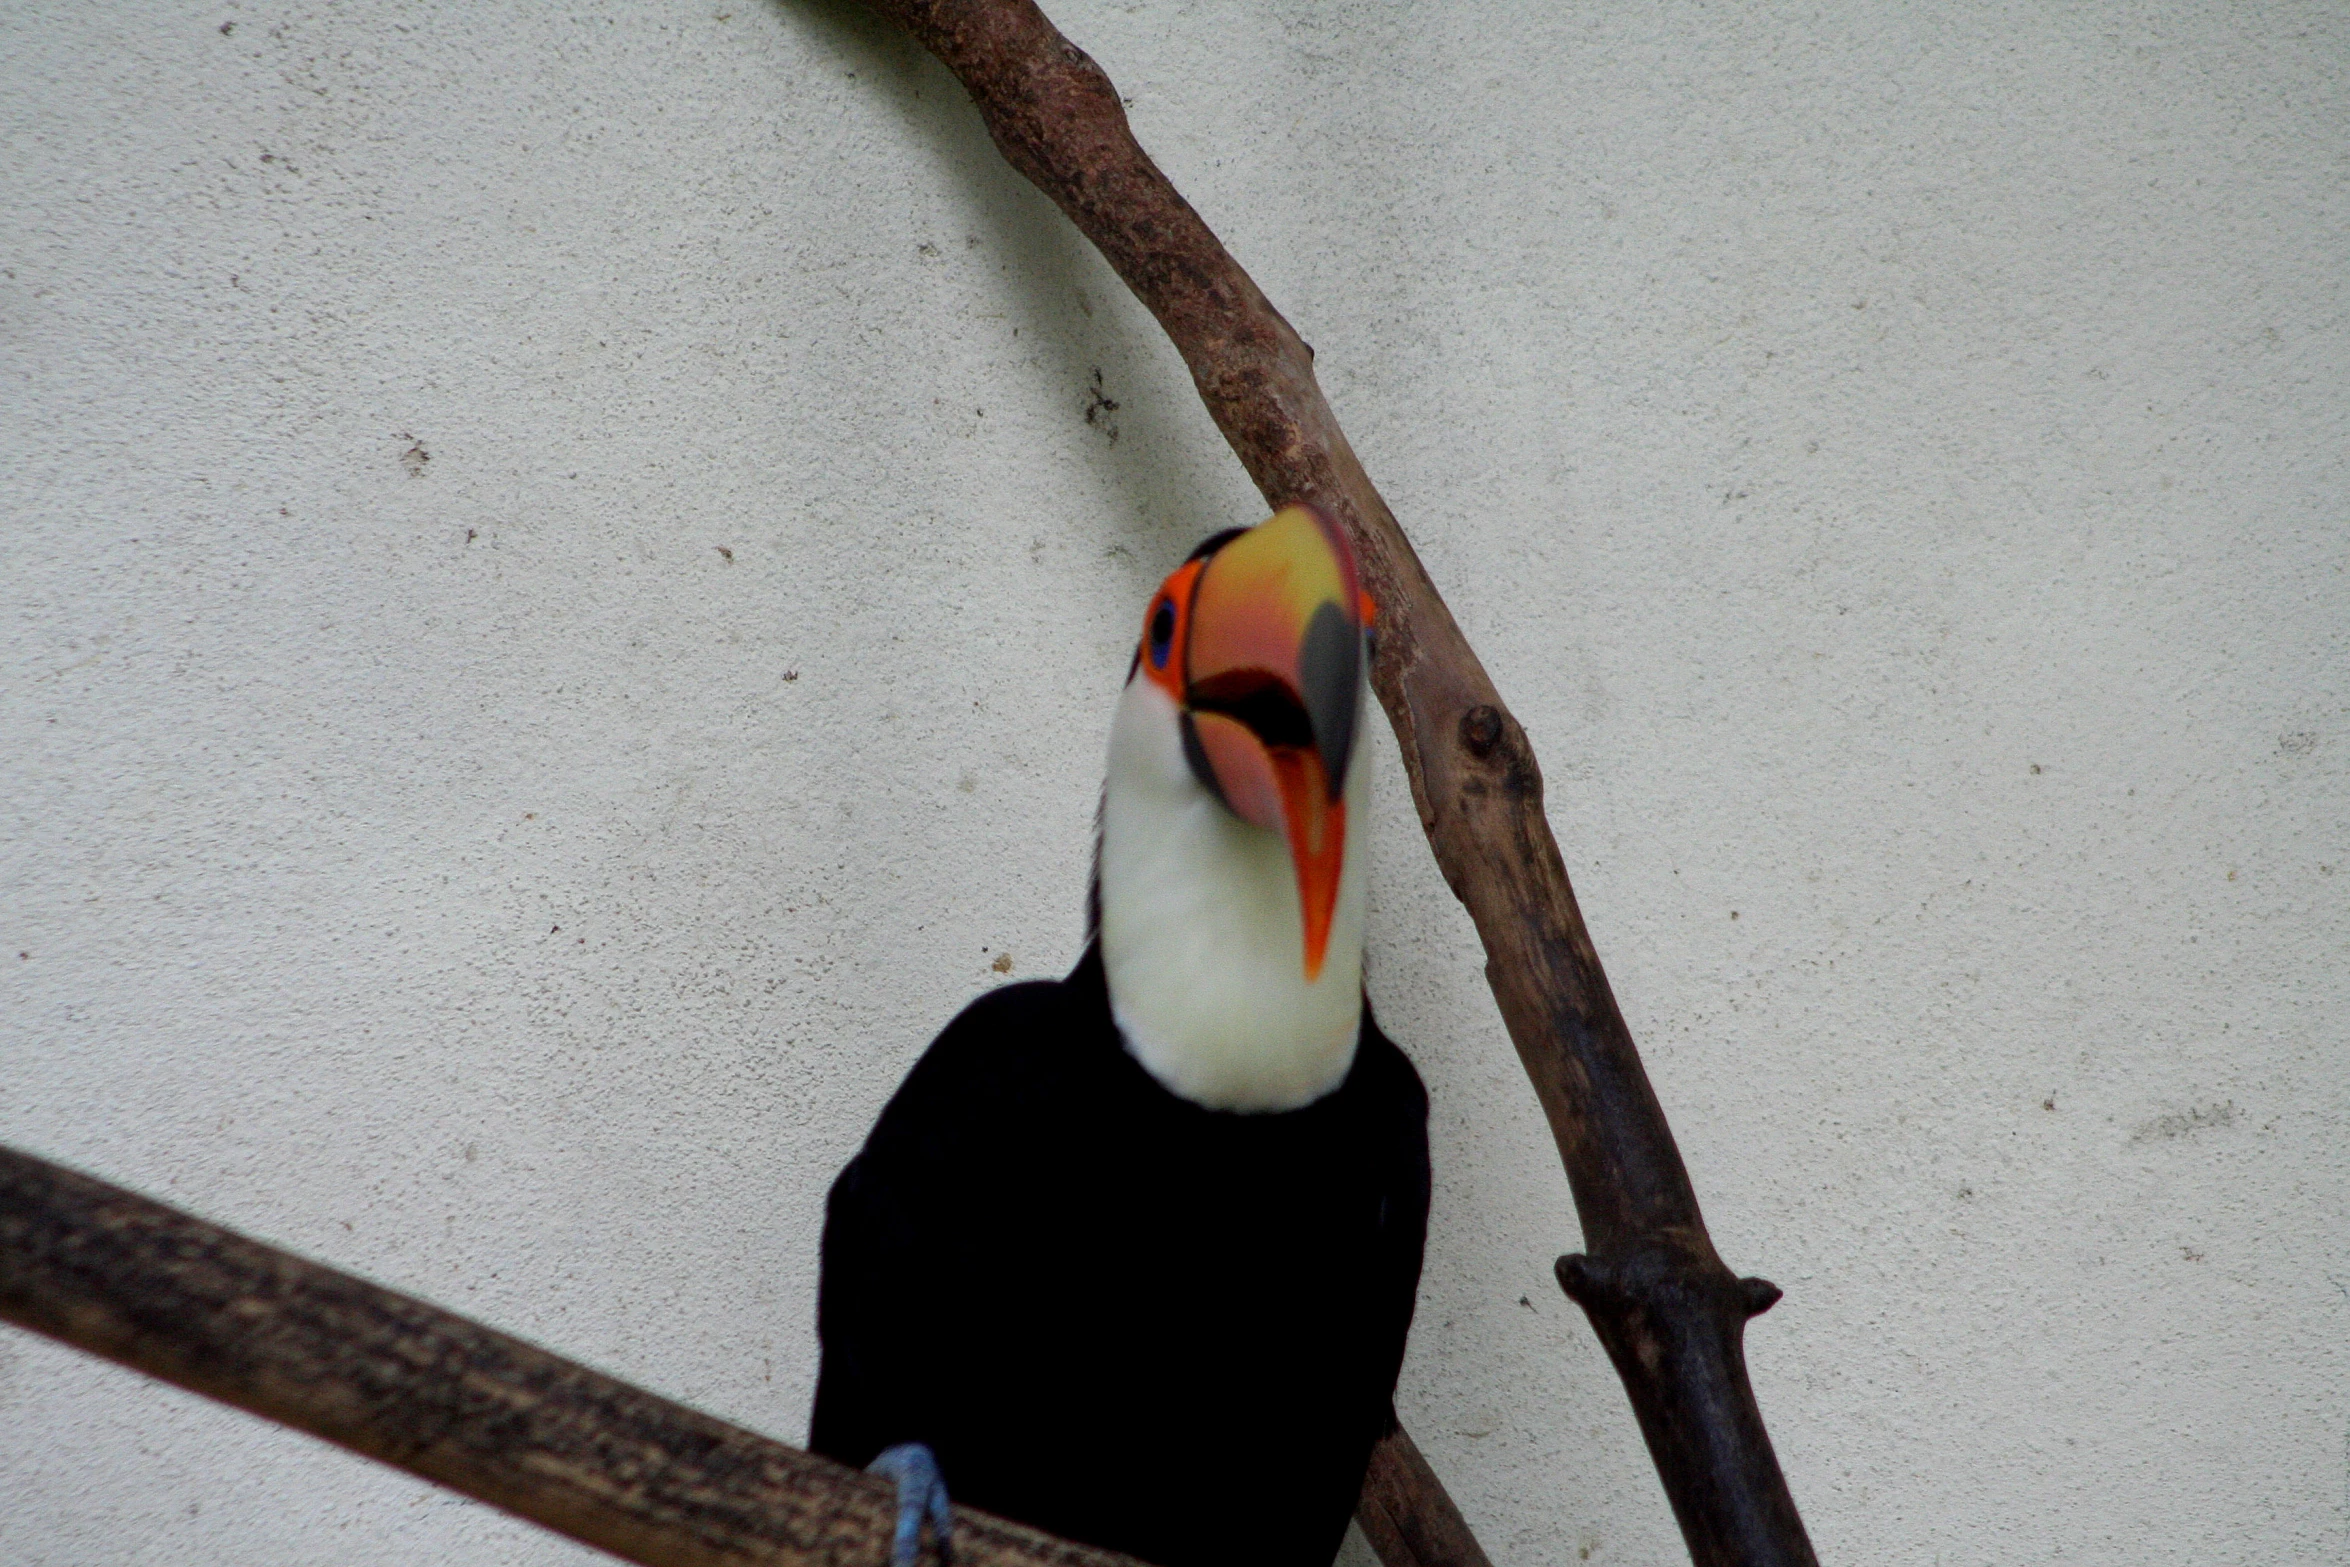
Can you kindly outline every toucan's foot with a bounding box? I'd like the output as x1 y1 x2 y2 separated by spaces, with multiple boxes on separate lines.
868 1442 952 1567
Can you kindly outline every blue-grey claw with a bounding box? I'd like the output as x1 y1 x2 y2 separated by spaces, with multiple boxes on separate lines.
868 1442 952 1567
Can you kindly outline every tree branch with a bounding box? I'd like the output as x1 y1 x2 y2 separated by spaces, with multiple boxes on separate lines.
0 1142 1145 1567
1355 1416 1496 1567
850 4 1817 1563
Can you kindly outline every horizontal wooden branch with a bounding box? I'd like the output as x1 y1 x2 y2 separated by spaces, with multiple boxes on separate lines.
852 4 1817 1563
0 1142 1145 1567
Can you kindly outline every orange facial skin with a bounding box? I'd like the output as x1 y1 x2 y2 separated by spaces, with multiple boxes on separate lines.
1132 506 1366 981
1136 556 1206 710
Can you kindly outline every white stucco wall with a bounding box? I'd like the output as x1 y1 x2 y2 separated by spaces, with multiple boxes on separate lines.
4 1 2345 1562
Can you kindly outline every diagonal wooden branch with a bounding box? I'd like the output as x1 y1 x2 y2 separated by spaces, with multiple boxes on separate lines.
0 1142 1145 1567
850 4 1818 1564
1355 1415 1497 1567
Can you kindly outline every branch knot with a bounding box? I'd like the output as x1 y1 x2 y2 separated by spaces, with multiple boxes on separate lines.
1459 704 1503 757
1554 1245 1781 1324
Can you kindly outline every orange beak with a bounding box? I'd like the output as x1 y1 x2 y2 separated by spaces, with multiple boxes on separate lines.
1176 505 1367 981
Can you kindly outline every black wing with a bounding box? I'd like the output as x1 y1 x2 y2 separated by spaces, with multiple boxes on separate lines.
809 975 1068 1470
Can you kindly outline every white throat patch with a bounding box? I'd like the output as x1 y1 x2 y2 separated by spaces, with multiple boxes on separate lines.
1097 677 1369 1112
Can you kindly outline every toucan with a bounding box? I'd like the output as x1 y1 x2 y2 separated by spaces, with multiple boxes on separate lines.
811 505 1430 1567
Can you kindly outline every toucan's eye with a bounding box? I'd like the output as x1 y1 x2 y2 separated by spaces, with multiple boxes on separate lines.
1148 598 1176 668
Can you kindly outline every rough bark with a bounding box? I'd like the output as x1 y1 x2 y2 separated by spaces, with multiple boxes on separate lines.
850 4 1817 1564
1354 1416 1497 1567
0 1142 1145 1567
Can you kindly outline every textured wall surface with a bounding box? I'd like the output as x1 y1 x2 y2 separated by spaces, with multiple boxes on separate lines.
4 2 2345 1563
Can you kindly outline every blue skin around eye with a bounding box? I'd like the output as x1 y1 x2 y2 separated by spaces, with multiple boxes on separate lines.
1149 601 1174 667
868 1442 952 1567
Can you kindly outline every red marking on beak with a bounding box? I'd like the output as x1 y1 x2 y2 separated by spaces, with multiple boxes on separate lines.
1187 710 1345 981
1273 747 1345 981
1188 710 1282 832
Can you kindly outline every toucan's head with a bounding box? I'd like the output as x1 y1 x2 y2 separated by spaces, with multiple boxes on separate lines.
1098 504 1376 1112
1129 504 1371 980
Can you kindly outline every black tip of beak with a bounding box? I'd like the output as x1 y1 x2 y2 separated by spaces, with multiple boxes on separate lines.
1298 601 1360 800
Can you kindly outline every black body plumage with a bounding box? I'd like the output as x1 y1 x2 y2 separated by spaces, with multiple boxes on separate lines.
812 945 1430 1567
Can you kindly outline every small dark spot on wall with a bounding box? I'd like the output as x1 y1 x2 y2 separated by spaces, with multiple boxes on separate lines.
715 545 734 563
16 952 26 961
219 20 233 33
2132 1101 2240 1144
2043 1096 2055 1111
2029 763 2042 774
782 669 799 683
1518 1295 1532 1309
397 434 429 477
465 528 477 544
462 1142 478 1163
992 953 1014 974
1729 910 1739 920
2279 731 2318 755
2180 1247 2204 1263
1084 368 1121 443
551 925 560 933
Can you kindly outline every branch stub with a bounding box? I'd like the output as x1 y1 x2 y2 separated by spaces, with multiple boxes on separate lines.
1459 704 1503 758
